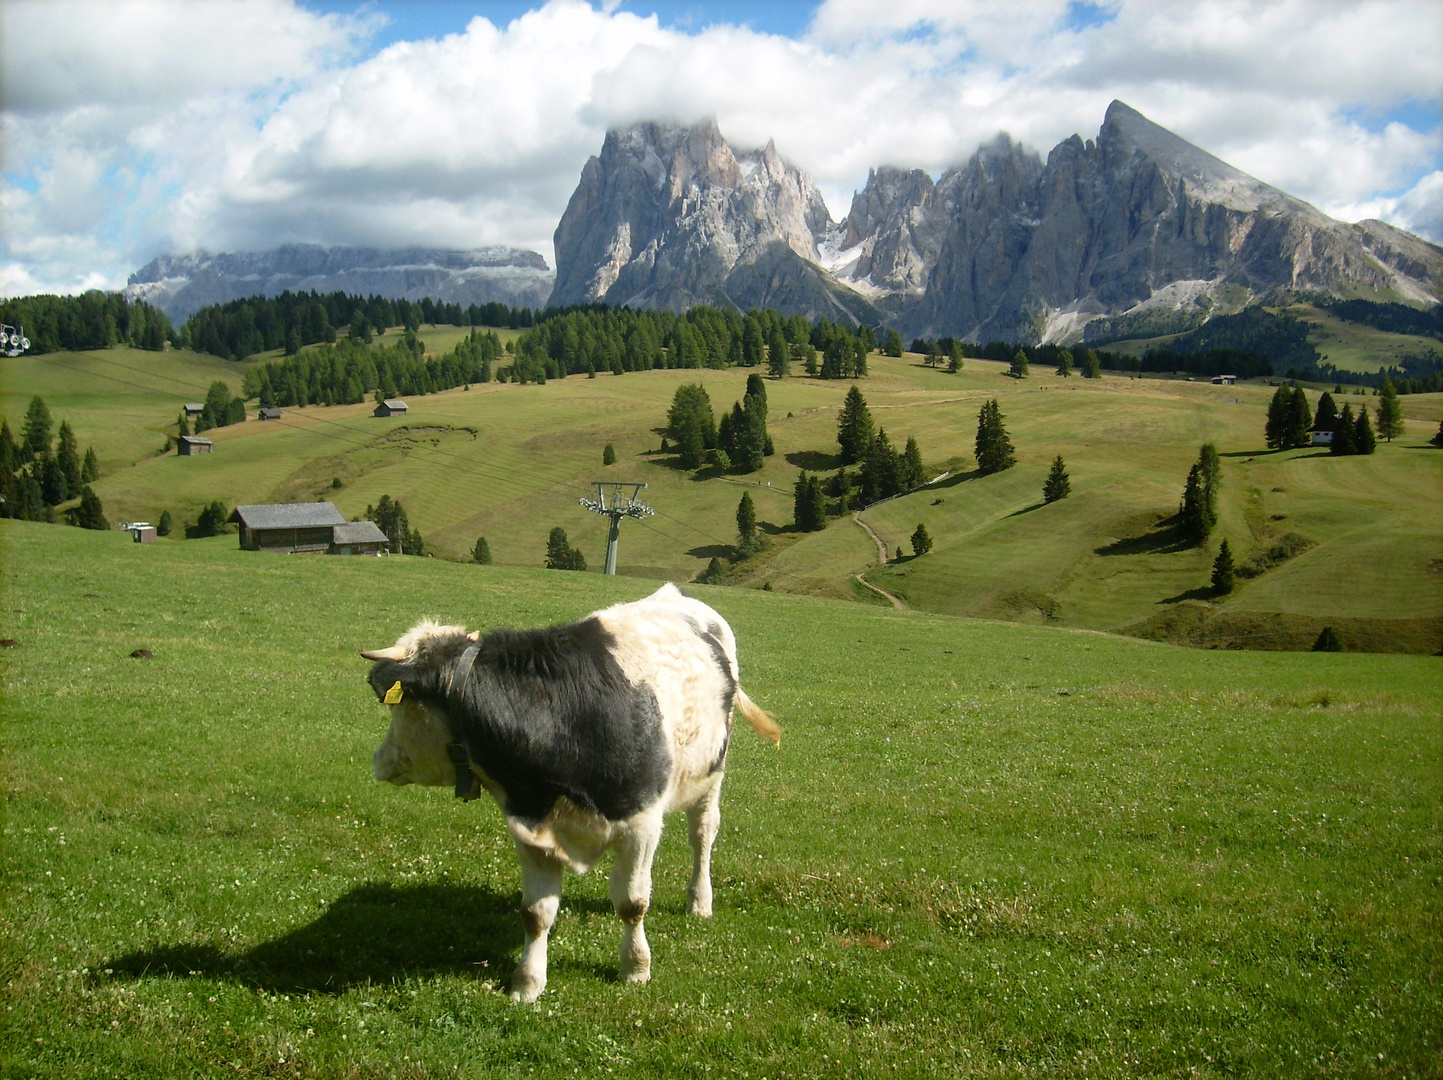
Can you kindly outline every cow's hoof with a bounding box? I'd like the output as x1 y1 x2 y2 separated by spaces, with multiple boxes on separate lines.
621 966 651 985
687 900 713 918
509 976 545 1003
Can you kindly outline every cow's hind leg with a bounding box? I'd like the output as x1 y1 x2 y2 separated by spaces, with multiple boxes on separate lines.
686 775 723 917
511 842 562 1003
609 813 662 984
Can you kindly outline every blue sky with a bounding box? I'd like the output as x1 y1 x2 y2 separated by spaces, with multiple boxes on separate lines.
2 0 1440 295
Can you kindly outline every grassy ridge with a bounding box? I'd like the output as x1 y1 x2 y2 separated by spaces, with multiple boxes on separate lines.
3 343 1440 650
1 521 1440 1078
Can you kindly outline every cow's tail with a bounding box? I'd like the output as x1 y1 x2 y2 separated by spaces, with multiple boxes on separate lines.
735 687 780 747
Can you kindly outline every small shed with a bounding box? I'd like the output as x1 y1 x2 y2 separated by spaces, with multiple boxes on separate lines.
258 408 283 420
183 403 205 417
1311 429 1335 447
330 520 390 555
373 399 409 417
1210 374 1238 385
178 435 213 456
121 521 157 543
229 502 347 553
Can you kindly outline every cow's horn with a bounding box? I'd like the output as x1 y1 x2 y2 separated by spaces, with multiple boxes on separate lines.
360 646 408 661
467 630 480 641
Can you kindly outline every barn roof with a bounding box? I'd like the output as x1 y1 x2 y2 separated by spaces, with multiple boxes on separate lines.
332 521 389 545
179 435 213 446
382 399 407 409
228 502 347 530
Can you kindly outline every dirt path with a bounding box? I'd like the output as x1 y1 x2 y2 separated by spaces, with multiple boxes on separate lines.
851 513 905 609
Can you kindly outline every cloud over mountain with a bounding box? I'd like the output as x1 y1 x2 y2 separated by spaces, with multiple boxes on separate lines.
2 0 1439 297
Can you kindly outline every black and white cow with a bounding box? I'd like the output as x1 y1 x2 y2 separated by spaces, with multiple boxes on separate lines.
361 583 779 1002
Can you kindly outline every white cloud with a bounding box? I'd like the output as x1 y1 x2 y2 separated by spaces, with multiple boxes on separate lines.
2 0 1440 297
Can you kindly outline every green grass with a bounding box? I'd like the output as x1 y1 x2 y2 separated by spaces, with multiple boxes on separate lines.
1 521 1440 1078
1279 304 1443 375
4 349 1440 651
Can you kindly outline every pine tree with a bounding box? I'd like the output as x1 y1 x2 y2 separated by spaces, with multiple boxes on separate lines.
1009 349 1030 378
602 443 616 466
69 485 109 531
883 329 904 357
1354 405 1377 454
1178 463 1215 543
1080 350 1101 379
1264 385 1289 449
81 446 99 483
767 326 791 378
157 509 173 537
0 419 18 473
900 435 925 490
55 421 80 490
666 384 716 469
1375 376 1404 442
1043 455 1070 503
736 491 757 543
696 557 726 585
1286 386 1312 449
910 523 933 557
1330 404 1358 455
39 453 67 506
1432 419 1443 448
473 536 492 564
836 386 874 465
1312 391 1339 433
1055 350 1073 377
860 428 902 502
545 526 586 570
22 396 52 458
974 399 1015 475
794 471 826 532
1312 625 1342 652
1198 443 1221 523
1211 539 1235 595
741 316 765 368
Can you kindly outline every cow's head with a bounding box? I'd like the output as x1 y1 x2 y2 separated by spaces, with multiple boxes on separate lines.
362 620 477 787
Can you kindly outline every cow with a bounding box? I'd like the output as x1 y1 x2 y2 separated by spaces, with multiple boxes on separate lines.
361 582 779 1002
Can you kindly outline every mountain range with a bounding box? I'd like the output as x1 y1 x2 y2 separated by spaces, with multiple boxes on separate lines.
129 102 1442 344
125 244 554 323
551 101 1443 343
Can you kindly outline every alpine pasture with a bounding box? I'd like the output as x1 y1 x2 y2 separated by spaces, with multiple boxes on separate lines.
2 332 1442 1078
2 521 1440 1078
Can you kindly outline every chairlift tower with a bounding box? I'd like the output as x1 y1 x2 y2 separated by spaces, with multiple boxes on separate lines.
0 324 30 357
580 482 653 575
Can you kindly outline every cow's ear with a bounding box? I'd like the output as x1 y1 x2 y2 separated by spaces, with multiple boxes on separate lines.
467 630 480 641
361 645 408 661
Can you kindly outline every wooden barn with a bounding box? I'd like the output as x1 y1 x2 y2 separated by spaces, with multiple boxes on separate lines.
373 399 408 417
177 435 213 456
229 503 347 553
329 520 390 555
258 408 283 420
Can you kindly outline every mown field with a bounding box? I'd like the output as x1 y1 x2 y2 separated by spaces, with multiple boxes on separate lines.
1 521 1440 1079
2 335 1440 652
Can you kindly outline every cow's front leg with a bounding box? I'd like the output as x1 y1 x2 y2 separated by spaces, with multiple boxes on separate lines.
686 776 723 917
609 814 662 984
511 842 562 1003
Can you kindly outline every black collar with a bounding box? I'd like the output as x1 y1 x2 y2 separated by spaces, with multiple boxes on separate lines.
445 644 482 801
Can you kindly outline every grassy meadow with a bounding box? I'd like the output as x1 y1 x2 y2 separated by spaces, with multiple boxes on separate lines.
1 520 1440 1079
2 335 1440 652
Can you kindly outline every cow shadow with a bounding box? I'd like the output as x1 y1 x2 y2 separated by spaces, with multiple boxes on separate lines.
99 881 614 995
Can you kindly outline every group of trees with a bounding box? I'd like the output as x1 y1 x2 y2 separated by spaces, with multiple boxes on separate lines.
238 329 503 408
835 387 928 506
544 526 586 571
1178 443 1221 544
179 380 248 437
1267 382 1393 455
503 305 876 384
365 495 424 555
0 397 104 525
665 378 774 474
0 292 171 354
179 291 533 361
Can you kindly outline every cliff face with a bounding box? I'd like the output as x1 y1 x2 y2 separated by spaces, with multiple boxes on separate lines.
125 244 554 323
553 104 1440 343
905 102 1443 341
550 118 878 323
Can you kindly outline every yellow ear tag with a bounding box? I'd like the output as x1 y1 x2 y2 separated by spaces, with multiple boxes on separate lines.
383 681 404 705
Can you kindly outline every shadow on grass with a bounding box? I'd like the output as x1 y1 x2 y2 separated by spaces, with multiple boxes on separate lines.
1095 518 1194 556
687 544 734 560
785 450 841 472
1007 501 1045 517
926 468 983 490
1160 586 1216 605
101 881 615 995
